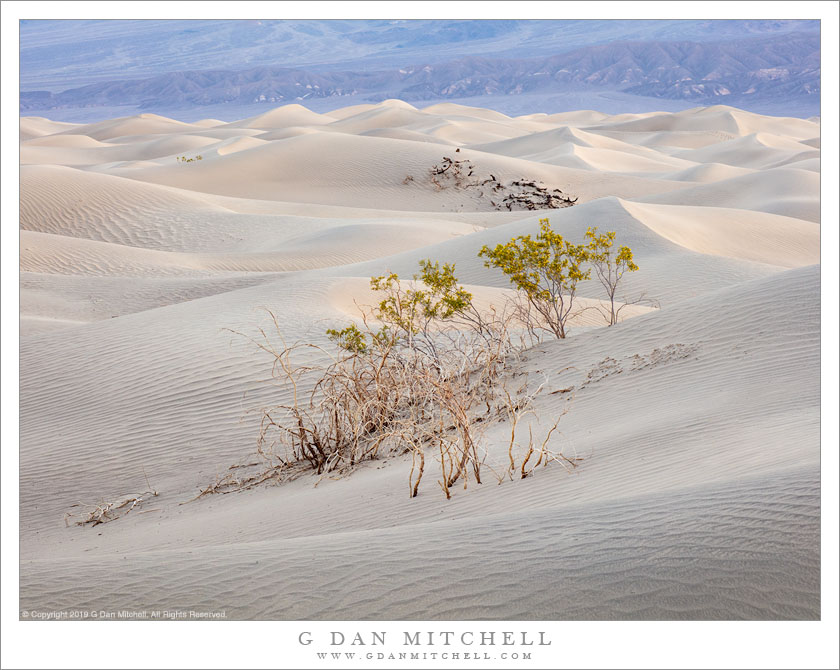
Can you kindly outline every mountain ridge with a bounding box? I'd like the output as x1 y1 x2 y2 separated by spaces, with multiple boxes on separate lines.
21 32 819 116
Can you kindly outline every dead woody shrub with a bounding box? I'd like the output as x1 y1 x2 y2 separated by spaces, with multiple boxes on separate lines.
409 156 577 210
65 469 159 526
201 260 578 500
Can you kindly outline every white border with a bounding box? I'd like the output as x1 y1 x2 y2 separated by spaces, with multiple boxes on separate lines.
2 3 838 669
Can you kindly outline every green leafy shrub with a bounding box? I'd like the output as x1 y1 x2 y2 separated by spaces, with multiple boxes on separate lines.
480 218 641 335
584 227 639 325
479 218 590 339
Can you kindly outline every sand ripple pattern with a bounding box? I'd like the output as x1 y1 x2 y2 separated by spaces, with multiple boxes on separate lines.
20 469 819 620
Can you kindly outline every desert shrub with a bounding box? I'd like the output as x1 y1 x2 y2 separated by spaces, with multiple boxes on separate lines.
479 218 590 339
321 260 522 497
480 218 643 335
202 260 578 501
192 221 645 503
412 156 577 211
584 227 639 325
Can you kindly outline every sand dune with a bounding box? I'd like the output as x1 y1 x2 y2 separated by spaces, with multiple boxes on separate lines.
193 118 226 127
636 167 820 222
359 126 457 145
327 104 539 144
20 230 209 277
660 161 754 182
586 105 819 139
20 271 284 334
331 196 789 309
18 101 820 621
22 133 111 148
619 200 819 267
20 133 221 166
527 109 611 126
325 104 448 135
687 105 820 139
212 135 270 156
19 264 820 619
422 102 514 123
322 102 381 120
469 126 701 174
783 157 821 173
21 218 477 277
582 128 738 150
539 143 695 173
252 126 323 141
674 132 820 169
19 116 81 140
99 131 690 208
52 112 202 141
20 165 237 250
222 103 332 130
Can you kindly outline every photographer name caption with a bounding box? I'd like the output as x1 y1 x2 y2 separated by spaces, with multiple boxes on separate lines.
299 630 550 662
21 609 227 620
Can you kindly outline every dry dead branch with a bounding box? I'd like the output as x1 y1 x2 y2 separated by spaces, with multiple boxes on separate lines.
66 469 160 527
405 157 577 212
66 490 159 527
191 287 579 501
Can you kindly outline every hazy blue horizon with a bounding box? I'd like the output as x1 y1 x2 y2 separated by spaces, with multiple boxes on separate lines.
20 19 821 120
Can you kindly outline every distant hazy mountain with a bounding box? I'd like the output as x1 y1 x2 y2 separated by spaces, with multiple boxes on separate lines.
21 32 819 115
20 19 819 91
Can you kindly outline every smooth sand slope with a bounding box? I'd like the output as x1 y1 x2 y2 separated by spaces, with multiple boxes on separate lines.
19 102 820 619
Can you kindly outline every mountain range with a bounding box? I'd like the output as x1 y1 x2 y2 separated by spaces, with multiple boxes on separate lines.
19 20 820 119
20 32 819 112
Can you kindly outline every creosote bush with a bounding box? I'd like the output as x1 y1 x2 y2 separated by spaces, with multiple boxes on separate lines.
480 218 590 340
201 218 640 502
584 226 639 325
208 259 578 501
480 218 640 337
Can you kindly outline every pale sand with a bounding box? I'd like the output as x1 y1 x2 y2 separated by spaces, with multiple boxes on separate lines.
19 102 820 620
